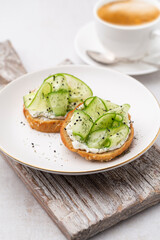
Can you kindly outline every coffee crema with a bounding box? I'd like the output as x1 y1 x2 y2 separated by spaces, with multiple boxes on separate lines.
97 0 160 26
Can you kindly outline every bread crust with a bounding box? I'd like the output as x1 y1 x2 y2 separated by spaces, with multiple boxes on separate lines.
23 106 64 133
60 107 134 161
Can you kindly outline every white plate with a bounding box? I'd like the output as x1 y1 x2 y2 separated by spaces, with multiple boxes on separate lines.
75 22 160 76
0 65 159 175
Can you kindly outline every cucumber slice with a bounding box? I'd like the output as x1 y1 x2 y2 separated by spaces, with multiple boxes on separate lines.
108 104 130 125
85 99 119 111
48 90 69 116
112 120 121 128
23 91 36 108
67 101 82 111
84 97 94 107
87 129 111 149
84 97 107 122
115 114 123 122
27 82 52 111
91 113 116 132
62 73 93 103
103 100 119 111
107 124 129 148
71 110 93 141
44 74 69 91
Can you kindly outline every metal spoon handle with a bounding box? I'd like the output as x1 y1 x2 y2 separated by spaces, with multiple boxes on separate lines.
86 50 160 69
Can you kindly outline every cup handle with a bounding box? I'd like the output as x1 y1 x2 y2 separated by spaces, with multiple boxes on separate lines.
151 29 160 38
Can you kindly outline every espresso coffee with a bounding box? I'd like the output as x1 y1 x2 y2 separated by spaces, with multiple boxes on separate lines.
97 0 160 26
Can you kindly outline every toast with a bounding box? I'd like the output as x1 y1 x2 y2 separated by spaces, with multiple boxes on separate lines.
23 73 93 133
23 106 64 133
60 107 134 161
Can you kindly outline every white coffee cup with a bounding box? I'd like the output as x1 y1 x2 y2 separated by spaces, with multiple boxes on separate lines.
94 0 160 58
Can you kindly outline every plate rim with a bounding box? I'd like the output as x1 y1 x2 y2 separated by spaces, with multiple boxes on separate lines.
0 64 159 175
74 21 159 76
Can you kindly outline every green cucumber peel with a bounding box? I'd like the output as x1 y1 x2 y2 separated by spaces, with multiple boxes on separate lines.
106 124 129 148
62 73 93 103
84 96 94 107
47 90 69 116
90 112 116 133
25 82 52 110
23 91 36 108
86 128 109 149
84 96 107 122
72 110 93 142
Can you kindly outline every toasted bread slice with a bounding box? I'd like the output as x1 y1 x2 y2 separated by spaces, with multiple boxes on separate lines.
60 107 134 161
23 106 64 133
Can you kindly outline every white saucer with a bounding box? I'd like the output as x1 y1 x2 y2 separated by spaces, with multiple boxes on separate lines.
74 21 160 76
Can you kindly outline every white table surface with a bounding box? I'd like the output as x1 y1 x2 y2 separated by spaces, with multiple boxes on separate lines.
0 0 160 239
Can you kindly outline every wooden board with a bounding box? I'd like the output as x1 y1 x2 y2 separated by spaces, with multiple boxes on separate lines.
2 145 160 240
0 41 160 240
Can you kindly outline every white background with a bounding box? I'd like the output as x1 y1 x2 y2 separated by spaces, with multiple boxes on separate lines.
0 0 160 239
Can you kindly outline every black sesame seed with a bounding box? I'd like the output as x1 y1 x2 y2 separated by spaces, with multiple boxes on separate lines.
102 137 104 139
54 150 56 153
76 120 78 122
64 128 66 130
74 123 76 125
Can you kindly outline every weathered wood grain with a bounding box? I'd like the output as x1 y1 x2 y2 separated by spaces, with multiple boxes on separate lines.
2 145 160 240
0 42 160 240
0 40 26 84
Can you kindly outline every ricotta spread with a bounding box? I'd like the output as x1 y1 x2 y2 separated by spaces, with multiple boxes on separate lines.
29 110 66 120
66 115 130 154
